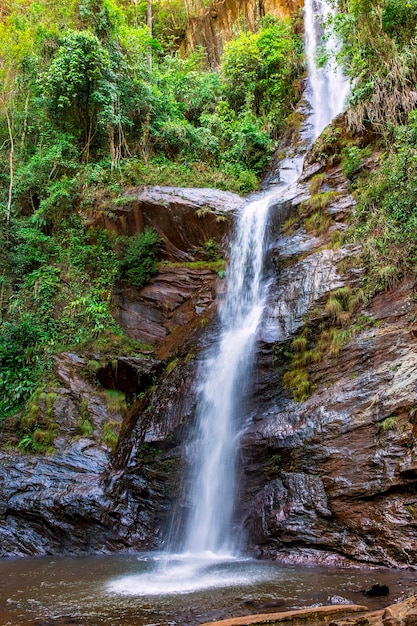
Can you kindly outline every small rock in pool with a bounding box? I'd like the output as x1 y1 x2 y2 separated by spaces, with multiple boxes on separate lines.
364 583 390 597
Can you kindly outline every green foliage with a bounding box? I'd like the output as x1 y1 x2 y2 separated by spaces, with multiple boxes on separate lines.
39 29 114 156
101 419 120 451
309 173 326 195
379 415 398 432
333 0 417 131
0 0 304 421
0 315 47 414
202 238 221 261
282 287 365 403
300 191 340 217
121 156 256 193
0 214 122 416
266 453 282 478
152 0 187 51
76 398 94 437
341 145 371 180
381 0 417 45
102 389 126 413
347 110 417 293
221 16 302 136
17 387 59 453
120 227 161 289
138 442 158 465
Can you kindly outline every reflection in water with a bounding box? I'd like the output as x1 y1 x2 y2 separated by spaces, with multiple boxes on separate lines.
1 554 417 625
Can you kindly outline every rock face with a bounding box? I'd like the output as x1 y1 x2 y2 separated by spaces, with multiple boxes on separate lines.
107 186 239 347
183 0 303 66
200 595 417 626
238 156 417 568
95 186 240 261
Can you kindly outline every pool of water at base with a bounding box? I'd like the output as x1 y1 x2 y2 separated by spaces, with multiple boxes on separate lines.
0 552 416 626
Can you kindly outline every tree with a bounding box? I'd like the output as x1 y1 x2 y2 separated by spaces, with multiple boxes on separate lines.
221 16 302 135
0 19 33 227
40 29 114 161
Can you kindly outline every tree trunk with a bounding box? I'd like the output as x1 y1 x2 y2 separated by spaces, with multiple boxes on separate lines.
4 105 14 229
147 0 152 69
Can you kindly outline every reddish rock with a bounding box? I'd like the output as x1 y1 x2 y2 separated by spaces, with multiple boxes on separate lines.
198 595 417 626
113 266 222 346
94 185 240 261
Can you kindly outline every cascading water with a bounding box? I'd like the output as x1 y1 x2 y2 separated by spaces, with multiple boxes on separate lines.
181 0 350 559
304 0 350 138
108 0 350 597
183 190 278 556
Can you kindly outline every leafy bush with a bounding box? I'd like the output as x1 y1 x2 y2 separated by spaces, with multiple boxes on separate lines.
39 29 114 153
382 0 417 44
333 0 417 131
0 315 46 414
120 227 162 289
347 110 417 292
341 145 371 180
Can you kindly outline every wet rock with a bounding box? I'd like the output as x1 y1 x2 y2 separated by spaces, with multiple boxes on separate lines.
113 266 221 346
94 185 240 261
99 186 237 346
242 278 417 566
0 441 117 556
262 244 356 342
238 156 417 567
328 597 355 606
365 585 390 598
242 599 287 611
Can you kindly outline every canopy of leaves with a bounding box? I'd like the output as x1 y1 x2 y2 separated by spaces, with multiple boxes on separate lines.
0 0 304 416
221 16 302 136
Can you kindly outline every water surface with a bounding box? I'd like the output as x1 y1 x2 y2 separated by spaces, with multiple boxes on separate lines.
1 553 416 625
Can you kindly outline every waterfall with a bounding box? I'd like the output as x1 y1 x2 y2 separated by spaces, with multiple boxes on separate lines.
106 1 350 600
304 0 350 138
180 0 349 557
183 191 275 555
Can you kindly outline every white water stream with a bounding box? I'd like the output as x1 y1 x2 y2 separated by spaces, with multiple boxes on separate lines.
108 0 350 597
304 0 350 138
181 0 350 559
183 188 277 556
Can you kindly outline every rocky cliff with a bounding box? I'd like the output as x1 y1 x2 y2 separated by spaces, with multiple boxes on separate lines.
0 186 239 556
240 133 417 568
1 117 417 568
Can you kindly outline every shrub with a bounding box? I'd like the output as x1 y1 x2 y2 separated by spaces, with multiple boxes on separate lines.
120 227 162 289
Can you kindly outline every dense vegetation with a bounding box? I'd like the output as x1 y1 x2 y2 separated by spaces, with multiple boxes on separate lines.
2 0 417 420
332 0 417 290
0 0 303 417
